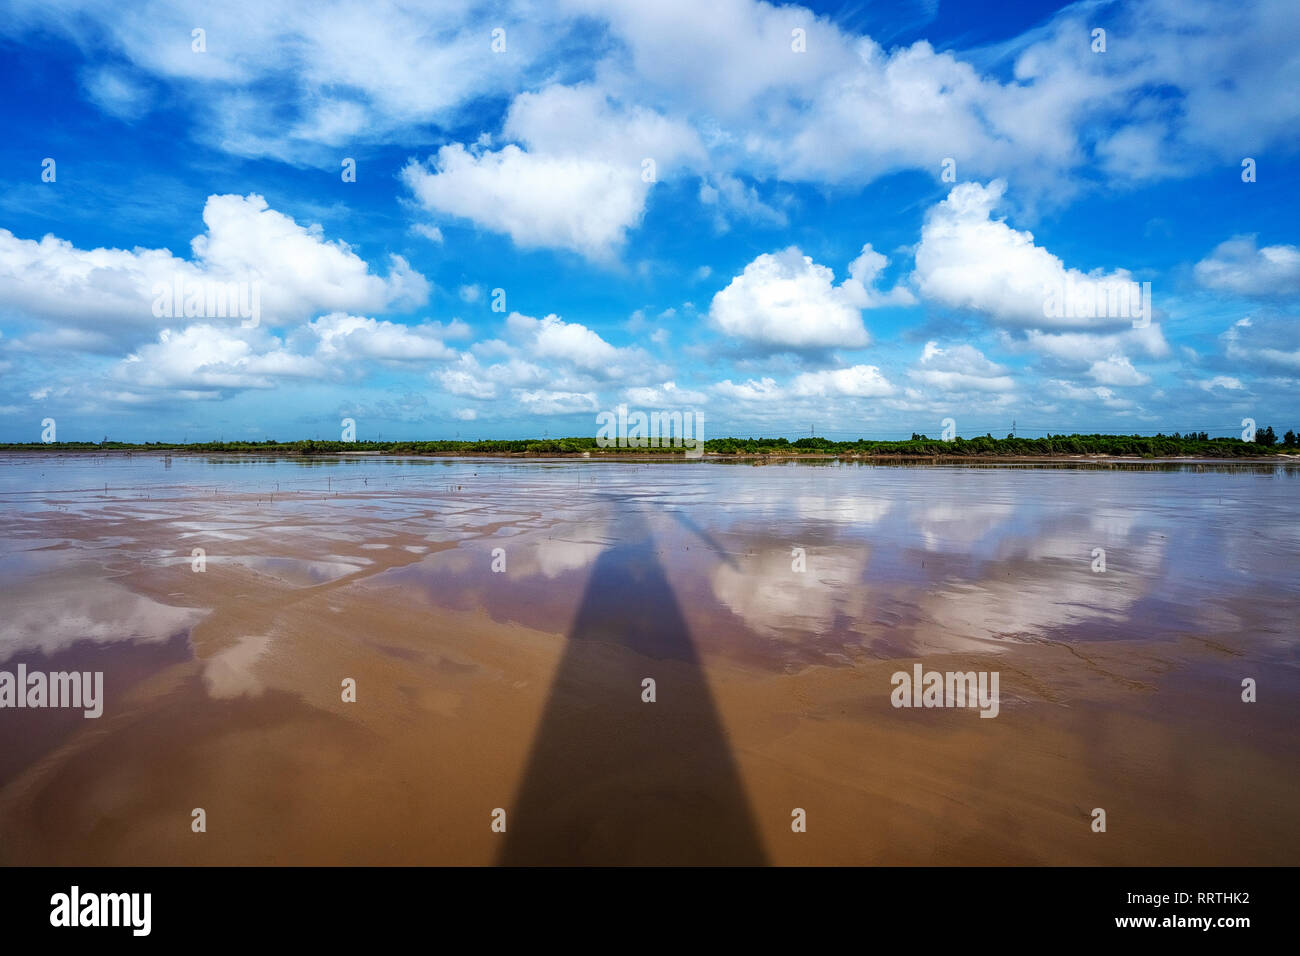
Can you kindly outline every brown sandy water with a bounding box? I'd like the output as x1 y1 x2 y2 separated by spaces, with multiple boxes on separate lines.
0 453 1297 865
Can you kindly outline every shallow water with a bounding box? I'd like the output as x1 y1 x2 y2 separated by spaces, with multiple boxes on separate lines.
1 454 1297 864
5 454 1294 663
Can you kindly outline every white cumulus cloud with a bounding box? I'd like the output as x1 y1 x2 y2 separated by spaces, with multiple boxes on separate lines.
913 180 1145 331
1195 236 1300 298
709 247 874 350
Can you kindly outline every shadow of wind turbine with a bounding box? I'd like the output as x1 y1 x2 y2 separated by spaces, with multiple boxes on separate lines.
498 504 768 865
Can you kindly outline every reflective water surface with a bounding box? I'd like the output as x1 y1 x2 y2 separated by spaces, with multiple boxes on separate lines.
1 454 1297 864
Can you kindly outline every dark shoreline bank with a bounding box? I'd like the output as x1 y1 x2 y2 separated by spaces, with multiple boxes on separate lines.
3 448 1297 465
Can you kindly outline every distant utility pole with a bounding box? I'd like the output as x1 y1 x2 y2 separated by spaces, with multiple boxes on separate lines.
1012 420 1017 437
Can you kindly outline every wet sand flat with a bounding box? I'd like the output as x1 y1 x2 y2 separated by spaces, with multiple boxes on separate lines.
0 454 1297 865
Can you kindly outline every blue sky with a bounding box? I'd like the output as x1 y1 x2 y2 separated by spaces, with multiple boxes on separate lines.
1 0 1297 442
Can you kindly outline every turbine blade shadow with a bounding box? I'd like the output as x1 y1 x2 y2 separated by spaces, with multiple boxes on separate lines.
663 508 741 572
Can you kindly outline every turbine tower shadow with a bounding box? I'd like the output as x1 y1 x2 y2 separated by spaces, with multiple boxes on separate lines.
498 502 767 865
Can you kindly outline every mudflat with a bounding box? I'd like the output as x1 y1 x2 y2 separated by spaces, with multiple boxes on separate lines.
1 453 1296 864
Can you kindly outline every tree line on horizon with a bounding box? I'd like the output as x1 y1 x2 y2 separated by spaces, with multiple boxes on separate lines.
3 428 1298 458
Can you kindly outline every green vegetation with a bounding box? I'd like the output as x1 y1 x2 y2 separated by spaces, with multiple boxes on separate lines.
1 430 1297 458
706 430 1298 458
